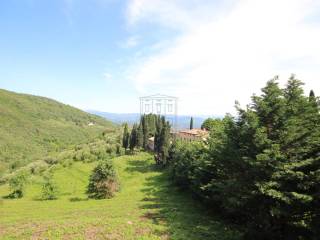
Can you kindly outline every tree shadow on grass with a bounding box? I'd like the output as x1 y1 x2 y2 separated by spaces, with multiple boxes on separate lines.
128 160 243 240
69 197 89 202
125 159 160 174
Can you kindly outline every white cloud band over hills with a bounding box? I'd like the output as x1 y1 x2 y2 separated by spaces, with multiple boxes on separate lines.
125 0 320 115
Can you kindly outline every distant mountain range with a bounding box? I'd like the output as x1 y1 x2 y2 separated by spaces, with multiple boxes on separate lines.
87 111 220 129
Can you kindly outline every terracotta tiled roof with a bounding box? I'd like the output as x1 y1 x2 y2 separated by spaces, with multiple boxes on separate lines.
178 129 208 137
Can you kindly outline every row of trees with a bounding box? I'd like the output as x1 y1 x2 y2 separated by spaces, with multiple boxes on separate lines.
122 114 156 151
122 114 171 165
168 76 320 239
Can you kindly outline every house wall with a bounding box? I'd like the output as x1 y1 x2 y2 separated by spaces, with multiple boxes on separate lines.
148 139 155 151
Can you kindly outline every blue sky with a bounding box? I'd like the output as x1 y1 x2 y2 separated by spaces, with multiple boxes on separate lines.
1 0 320 115
0 0 141 112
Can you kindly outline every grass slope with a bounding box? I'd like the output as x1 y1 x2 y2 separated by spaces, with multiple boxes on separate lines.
0 89 115 174
0 153 241 239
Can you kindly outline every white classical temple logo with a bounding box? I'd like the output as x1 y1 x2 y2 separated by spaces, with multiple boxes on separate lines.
140 94 178 129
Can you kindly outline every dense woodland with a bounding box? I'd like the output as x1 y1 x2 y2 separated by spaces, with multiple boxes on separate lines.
166 76 320 239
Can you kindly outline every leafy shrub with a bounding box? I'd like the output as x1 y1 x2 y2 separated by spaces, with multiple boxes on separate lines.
29 161 48 175
44 157 58 165
9 161 21 171
8 170 29 198
169 141 207 191
61 159 73 168
87 160 119 199
40 173 58 200
80 147 91 161
105 144 114 155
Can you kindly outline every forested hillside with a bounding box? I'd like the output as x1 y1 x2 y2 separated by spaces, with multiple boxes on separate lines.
0 89 115 176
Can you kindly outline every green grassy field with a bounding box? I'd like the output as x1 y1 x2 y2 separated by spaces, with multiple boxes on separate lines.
0 153 241 240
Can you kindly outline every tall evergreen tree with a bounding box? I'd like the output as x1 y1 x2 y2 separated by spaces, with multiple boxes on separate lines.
142 115 149 150
190 117 194 130
136 124 143 148
160 117 171 165
154 115 162 154
87 160 119 199
309 90 319 109
129 124 138 152
122 123 129 150
309 89 315 99
154 116 171 165
146 114 157 134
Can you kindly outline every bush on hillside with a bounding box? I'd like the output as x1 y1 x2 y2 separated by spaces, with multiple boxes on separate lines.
61 158 73 168
43 157 58 165
71 140 119 163
8 170 29 198
87 160 119 199
40 172 58 200
9 161 22 171
29 161 49 175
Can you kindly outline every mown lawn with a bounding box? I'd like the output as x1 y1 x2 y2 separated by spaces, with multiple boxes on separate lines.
0 153 241 239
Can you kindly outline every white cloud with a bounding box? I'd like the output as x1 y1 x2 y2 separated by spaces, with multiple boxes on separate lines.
125 0 320 115
103 72 113 81
126 0 227 30
120 35 140 48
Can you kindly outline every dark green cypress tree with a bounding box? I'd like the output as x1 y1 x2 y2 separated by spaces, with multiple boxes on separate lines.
309 90 319 108
309 89 315 98
136 124 143 148
155 116 171 165
190 117 194 130
146 113 157 135
160 118 171 165
142 115 149 150
154 115 162 154
129 124 138 152
122 123 129 150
